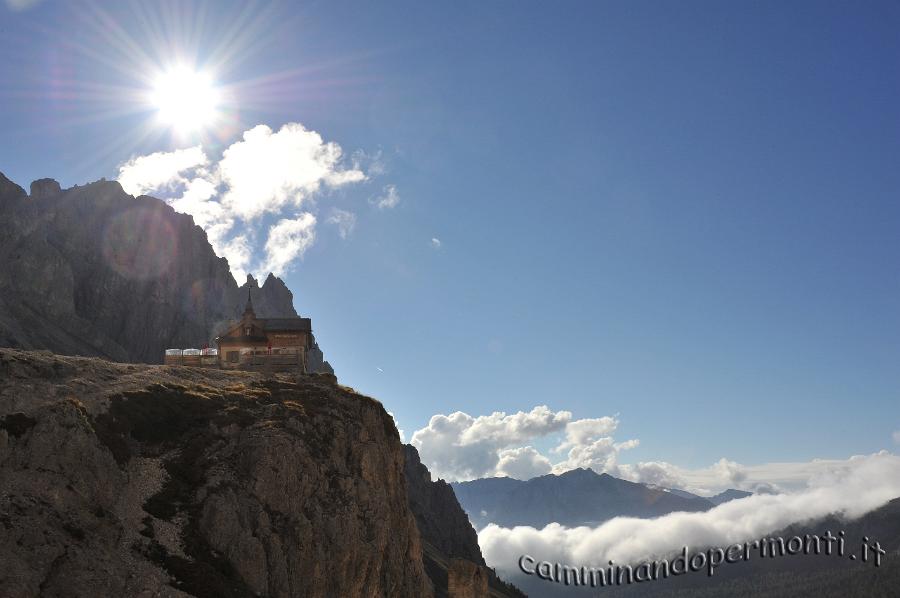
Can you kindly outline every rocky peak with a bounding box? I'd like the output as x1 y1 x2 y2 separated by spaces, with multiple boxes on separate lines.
29 178 61 198
0 172 26 202
236 272 297 318
0 173 305 364
264 272 290 294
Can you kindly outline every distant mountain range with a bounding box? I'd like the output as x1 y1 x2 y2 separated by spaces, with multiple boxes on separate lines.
663 486 753 505
451 468 750 529
451 468 900 598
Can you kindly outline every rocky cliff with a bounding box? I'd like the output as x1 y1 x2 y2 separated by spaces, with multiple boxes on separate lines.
404 444 486 566
404 445 527 598
0 349 432 597
0 173 305 364
0 172 523 597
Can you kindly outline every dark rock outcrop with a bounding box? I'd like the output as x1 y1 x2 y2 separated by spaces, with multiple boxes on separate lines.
29 178 62 198
404 444 486 565
234 273 297 320
0 172 26 202
0 349 431 597
0 173 319 365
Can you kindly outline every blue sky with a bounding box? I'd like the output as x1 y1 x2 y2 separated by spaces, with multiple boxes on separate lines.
1 1 898 483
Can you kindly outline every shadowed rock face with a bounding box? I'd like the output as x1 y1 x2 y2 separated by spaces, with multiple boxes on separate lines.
29 178 61 198
404 444 486 566
403 445 528 598
448 559 488 598
0 349 432 598
0 172 25 200
0 174 301 364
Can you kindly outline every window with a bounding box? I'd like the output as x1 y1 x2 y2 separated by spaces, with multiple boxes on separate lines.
245 326 251 336
227 351 239 363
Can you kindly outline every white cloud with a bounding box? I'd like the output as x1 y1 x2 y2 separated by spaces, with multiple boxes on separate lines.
617 461 686 490
430 237 442 249
551 436 640 476
893 430 900 445
219 123 365 220
118 146 208 196
496 447 553 480
710 457 747 486
479 451 900 576
554 417 618 453
459 406 571 446
617 456 874 497
326 208 357 239
261 213 316 277
221 235 252 283
116 122 377 282
371 184 400 209
410 406 572 482
410 406 643 482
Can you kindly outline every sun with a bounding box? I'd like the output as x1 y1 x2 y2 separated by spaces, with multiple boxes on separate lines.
150 66 220 134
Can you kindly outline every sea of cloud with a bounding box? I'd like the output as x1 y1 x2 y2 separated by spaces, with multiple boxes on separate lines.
478 451 900 574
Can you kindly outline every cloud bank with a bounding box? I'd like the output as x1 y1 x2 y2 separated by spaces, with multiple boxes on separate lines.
410 406 640 482
118 122 386 282
410 405 890 499
479 451 900 575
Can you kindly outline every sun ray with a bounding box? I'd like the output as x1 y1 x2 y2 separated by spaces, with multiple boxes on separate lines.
0 0 386 173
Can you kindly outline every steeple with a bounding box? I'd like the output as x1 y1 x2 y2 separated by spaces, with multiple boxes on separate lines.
243 286 255 318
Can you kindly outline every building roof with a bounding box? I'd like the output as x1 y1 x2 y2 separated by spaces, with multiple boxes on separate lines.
260 318 312 332
217 316 312 343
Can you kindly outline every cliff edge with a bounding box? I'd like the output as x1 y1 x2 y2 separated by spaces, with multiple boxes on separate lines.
0 349 431 597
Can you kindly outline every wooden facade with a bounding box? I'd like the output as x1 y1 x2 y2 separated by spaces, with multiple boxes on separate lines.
164 292 333 374
215 294 314 372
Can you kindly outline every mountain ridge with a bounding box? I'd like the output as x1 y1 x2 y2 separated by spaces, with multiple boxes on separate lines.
451 468 716 529
0 173 307 364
